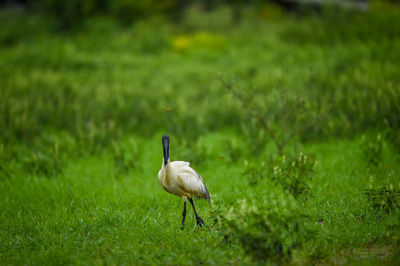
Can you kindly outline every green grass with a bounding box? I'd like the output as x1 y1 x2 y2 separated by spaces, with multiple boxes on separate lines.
1 134 400 264
1 2 400 264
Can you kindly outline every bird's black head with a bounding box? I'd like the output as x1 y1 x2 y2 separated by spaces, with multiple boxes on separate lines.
162 135 170 166
162 135 169 145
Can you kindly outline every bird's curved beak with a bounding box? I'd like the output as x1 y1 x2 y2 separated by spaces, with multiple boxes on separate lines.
163 141 169 166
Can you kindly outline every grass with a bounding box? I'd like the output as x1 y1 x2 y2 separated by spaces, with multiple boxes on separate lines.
1 1 400 264
1 133 400 264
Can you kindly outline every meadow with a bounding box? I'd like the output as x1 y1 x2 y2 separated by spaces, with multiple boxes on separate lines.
1 1 400 264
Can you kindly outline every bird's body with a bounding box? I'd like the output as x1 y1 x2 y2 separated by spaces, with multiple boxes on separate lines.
158 161 209 200
158 135 209 228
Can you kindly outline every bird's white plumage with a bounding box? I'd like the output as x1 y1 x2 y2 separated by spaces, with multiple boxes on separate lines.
158 135 208 227
158 160 209 200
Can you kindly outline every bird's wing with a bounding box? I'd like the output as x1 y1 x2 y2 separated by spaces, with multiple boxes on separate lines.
177 166 210 201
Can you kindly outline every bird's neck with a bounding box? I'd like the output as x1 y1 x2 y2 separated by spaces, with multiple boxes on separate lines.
161 158 171 171
162 158 170 168
160 159 170 184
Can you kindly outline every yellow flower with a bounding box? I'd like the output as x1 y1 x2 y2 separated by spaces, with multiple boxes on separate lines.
171 32 225 52
172 36 191 51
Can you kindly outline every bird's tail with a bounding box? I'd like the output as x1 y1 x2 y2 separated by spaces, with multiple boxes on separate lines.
194 190 210 202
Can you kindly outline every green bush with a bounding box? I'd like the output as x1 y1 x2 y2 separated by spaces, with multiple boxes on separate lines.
219 193 312 262
270 153 317 199
221 76 333 155
364 175 400 215
240 152 316 199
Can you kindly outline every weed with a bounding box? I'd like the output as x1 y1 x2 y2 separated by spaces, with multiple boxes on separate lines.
220 194 312 263
364 175 400 215
270 153 317 199
221 77 333 155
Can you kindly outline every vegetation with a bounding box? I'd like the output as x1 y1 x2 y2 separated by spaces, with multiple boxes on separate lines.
1 1 400 264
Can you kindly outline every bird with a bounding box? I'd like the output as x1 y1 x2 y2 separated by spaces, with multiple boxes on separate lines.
158 134 210 228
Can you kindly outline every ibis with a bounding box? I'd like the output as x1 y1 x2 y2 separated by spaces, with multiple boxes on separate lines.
158 135 210 228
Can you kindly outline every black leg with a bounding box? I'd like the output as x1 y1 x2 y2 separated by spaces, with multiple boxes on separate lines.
181 201 187 230
189 198 205 227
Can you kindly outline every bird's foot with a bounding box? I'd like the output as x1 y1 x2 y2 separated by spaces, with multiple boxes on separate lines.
181 224 185 230
196 217 205 227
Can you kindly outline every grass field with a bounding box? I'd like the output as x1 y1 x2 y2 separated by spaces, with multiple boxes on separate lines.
1 1 400 264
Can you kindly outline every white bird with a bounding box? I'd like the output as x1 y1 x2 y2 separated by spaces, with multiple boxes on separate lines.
158 135 210 228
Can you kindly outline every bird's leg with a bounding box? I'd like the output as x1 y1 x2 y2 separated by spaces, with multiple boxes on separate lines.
189 198 205 227
181 200 187 230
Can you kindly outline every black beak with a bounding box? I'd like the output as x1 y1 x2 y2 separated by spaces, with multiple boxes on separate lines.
163 141 169 166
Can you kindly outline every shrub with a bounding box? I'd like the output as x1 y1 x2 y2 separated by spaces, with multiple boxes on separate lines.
221 77 333 155
218 193 312 263
240 152 316 198
270 153 317 199
363 175 400 215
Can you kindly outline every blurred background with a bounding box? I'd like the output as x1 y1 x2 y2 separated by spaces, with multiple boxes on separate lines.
0 0 400 173
0 0 399 176
1 0 399 165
